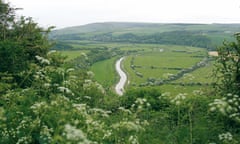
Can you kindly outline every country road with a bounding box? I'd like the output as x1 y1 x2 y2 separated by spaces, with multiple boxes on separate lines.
115 57 127 96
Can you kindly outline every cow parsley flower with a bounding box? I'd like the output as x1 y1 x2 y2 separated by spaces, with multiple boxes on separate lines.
58 86 72 94
35 55 50 65
63 124 88 142
128 135 139 144
171 93 187 105
30 102 48 114
218 132 233 141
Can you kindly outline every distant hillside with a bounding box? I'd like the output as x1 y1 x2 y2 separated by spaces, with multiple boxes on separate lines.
52 22 162 35
50 22 240 49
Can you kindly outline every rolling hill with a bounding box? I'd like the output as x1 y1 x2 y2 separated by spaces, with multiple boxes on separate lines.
50 22 240 49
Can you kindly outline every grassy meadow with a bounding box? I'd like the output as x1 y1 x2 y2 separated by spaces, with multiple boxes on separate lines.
61 41 214 95
61 50 88 60
90 57 118 87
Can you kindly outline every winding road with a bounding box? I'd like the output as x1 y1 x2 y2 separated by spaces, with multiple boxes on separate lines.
115 57 127 96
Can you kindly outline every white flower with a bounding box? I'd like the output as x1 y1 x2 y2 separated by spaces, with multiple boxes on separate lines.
40 125 53 143
146 103 151 107
138 105 143 109
81 52 88 60
16 136 32 144
103 130 112 139
91 108 111 117
210 107 216 112
57 86 72 94
128 135 139 144
227 93 232 97
30 102 48 114
118 107 132 114
175 101 180 106
63 124 89 142
87 71 95 78
218 132 233 141
112 121 144 132
66 68 75 73
84 96 91 99
161 92 171 97
171 93 187 105
44 83 51 88
35 55 50 65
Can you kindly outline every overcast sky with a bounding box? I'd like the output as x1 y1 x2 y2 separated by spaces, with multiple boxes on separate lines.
8 0 240 29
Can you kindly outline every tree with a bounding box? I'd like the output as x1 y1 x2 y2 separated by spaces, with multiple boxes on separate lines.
0 0 15 40
210 33 240 123
0 40 27 73
0 0 54 86
214 33 240 95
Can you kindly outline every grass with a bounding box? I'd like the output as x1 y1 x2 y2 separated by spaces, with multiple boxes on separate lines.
175 61 214 83
60 50 88 60
157 84 212 97
61 43 214 95
123 45 208 85
90 57 118 88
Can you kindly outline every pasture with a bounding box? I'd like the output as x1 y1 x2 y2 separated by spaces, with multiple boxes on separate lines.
90 57 118 87
124 46 208 80
60 41 214 95
60 50 88 60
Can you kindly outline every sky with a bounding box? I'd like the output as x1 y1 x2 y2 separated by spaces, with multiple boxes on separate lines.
8 0 240 29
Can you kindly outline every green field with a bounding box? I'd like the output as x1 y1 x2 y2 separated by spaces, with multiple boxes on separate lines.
157 84 210 97
174 61 214 84
60 50 88 60
59 42 215 96
124 46 207 79
90 57 118 87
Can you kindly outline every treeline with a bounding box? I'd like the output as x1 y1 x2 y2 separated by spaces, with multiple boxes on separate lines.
52 31 212 49
51 41 74 50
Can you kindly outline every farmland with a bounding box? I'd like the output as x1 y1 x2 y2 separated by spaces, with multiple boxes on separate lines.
54 22 239 96
61 42 213 96
47 22 240 143
61 50 88 60
90 57 118 87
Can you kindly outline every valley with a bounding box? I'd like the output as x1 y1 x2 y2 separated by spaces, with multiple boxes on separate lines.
2 0 240 143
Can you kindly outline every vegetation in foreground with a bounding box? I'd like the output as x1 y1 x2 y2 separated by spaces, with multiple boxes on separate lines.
0 1 240 143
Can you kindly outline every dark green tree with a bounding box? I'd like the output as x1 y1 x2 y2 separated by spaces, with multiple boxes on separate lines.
0 0 15 40
0 0 54 87
211 33 240 124
214 33 240 95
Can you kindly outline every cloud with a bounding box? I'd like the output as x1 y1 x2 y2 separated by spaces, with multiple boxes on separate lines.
9 0 240 28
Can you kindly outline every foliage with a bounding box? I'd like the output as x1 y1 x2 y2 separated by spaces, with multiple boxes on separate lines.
51 41 74 50
0 1 53 88
55 31 212 49
214 33 240 95
208 33 240 144
0 53 147 143
0 41 27 73
212 33 240 122
122 88 166 111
